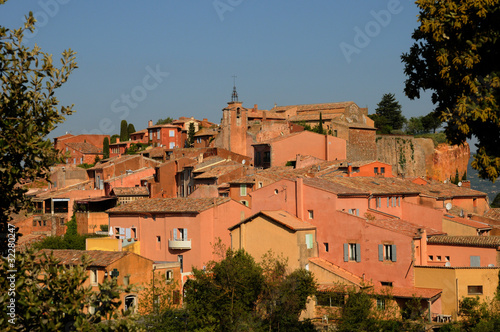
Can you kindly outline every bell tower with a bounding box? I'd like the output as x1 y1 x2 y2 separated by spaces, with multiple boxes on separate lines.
219 77 248 156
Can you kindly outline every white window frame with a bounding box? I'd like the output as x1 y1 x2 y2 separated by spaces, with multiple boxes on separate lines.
169 130 175 137
90 269 98 286
240 184 247 196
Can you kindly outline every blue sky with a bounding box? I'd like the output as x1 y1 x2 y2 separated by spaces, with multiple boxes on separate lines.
1 0 436 140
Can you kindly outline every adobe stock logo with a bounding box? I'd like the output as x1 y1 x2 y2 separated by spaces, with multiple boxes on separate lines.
213 0 245 22
339 0 403 64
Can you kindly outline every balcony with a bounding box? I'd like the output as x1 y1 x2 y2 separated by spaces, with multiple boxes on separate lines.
168 238 191 250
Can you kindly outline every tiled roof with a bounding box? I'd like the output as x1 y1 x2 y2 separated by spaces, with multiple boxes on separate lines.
367 218 444 238
302 177 368 196
111 186 149 197
65 142 101 154
39 249 141 267
144 147 166 158
193 156 226 171
229 210 315 231
415 180 487 198
321 176 421 196
271 101 355 113
194 128 218 137
372 286 442 300
147 124 182 130
427 235 500 248
442 214 491 230
107 197 231 214
252 131 305 145
194 164 243 179
131 129 148 135
288 113 342 122
309 257 364 287
484 208 500 221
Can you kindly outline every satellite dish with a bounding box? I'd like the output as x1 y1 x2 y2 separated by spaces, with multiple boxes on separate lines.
445 203 452 211
445 262 451 267
458 182 462 187
242 160 246 165
444 180 447 184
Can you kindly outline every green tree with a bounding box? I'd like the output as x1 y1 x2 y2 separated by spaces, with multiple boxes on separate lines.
110 134 120 144
370 93 406 134
0 249 136 331
491 193 500 208
127 123 136 137
406 116 425 135
421 111 442 133
185 122 196 148
316 112 325 134
185 248 264 331
0 3 77 253
120 120 129 142
402 0 500 182
103 137 110 159
156 117 173 125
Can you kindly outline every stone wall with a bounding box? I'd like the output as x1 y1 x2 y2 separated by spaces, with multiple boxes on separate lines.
375 135 469 181
347 128 376 161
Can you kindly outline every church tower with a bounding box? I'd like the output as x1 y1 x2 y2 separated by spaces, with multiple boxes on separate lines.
217 79 248 157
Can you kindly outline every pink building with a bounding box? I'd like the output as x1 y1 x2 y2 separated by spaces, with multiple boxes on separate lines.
252 131 347 169
107 197 251 274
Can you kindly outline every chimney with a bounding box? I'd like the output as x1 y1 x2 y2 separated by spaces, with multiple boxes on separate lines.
419 228 427 266
116 138 120 143
253 104 258 111
347 163 352 177
148 120 153 127
296 178 304 220
198 153 203 164
461 180 471 188
325 135 330 161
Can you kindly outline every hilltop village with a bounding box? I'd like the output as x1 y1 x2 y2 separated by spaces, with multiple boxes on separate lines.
13 94 500 322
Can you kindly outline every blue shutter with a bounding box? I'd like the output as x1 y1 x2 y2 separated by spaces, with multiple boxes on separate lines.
343 243 349 262
173 228 177 240
184 228 188 241
391 245 397 262
356 209 359 216
125 228 131 239
378 245 384 261
387 197 390 207
356 243 361 262
470 256 480 267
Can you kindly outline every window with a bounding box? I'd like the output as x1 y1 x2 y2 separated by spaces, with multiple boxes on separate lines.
90 269 98 286
377 298 386 310
178 255 183 273
428 255 434 261
258 182 263 188
124 295 137 313
308 210 314 219
169 130 175 137
445 256 450 262
156 236 161 250
316 291 345 307
344 243 361 262
240 184 247 196
381 167 385 174
374 167 379 174
305 234 314 249
131 227 137 238
196 137 201 144
376 197 381 208
379 244 397 262
381 281 393 287
468 285 483 295
43 220 47 226
324 242 329 252
166 270 173 282
240 200 249 207
169 142 175 149
149 130 153 140
263 151 271 163
123 275 130 286
437 256 442 261
33 220 37 227
157 129 160 139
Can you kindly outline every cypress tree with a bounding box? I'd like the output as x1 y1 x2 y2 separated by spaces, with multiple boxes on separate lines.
127 123 136 137
103 137 110 159
120 120 129 141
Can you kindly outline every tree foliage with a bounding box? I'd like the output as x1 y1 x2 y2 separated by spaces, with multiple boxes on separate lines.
120 120 129 142
156 117 173 125
185 122 196 148
127 123 136 137
181 246 317 331
103 137 110 159
0 249 137 331
491 192 500 208
402 0 500 181
0 4 77 251
369 93 406 134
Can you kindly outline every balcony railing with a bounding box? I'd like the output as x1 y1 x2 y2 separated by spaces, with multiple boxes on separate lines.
168 238 191 250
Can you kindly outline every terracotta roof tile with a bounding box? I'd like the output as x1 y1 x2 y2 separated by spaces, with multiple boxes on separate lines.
39 249 140 267
194 127 218 137
427 235 500 248
372 285 442 300
65 142 101 154
485 208 500 221
111 187 149 197
367 218 444 238
107 197 230 214
302 177 368 196
442 214 491 229
194 164 243 179
321 176 420 195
